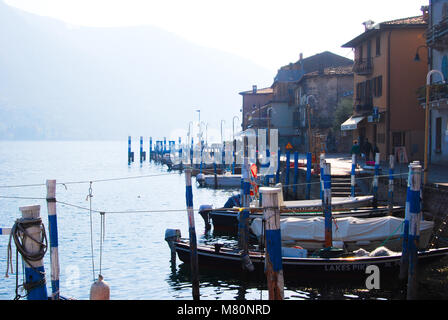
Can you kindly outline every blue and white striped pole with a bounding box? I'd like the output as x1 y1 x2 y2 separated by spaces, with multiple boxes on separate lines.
293 151 299 196
260 186 284 300
128 136 132 165
306 152 312 200
320 153 325 200
149 137 152 161
400 162 419 280
140 136 144 164
285 151 290 198
388 155 395 214
275 148 281 184
163 137 167 153
20 205 48 300
185 169 200 300
322 162 332 248
351 153 356 198
46 180 60 300
372 152 380 208
405 163 422 299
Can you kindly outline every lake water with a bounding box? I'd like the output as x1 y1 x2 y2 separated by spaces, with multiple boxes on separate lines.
0 140 399 300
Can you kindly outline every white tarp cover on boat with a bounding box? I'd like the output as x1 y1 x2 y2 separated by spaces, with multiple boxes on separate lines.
250 216 434 242
341 116 364 131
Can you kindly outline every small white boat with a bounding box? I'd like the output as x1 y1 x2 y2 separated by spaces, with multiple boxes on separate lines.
250 215 434 252
196 173 242 188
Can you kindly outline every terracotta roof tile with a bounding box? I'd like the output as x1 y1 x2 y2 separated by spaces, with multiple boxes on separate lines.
381 15 426 25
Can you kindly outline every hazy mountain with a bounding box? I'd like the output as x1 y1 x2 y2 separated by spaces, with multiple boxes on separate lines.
0 1 273 140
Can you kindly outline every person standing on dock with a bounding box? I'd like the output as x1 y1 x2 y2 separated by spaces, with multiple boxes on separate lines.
362 138 373 162
350 140 361 167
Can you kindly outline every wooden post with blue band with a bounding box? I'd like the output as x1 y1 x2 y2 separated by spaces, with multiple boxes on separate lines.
351 153 356 198
128 136 132 165
149 137 152 161
306 152 312 200
372 152 380 208
322 162 332 248
320 153 325 200
261 186 284 300
293 151 299 197
20 205 48 300
406 162 422 300
400 164 414 280
185 169 200 300
388 155 395 215
285 151 290 199
275 148 281 184
46 180 60 300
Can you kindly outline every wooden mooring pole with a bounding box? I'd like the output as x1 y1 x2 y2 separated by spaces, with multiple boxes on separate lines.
284 151 290 199
293 151 299 197
260 186 284 300
305 152 312 200
322 162 332 248
406 162 422 300
20 205 49 300
388 155 395 215
351 153 356 198
185 169 200 300
372 152 380 208
46 180 60 300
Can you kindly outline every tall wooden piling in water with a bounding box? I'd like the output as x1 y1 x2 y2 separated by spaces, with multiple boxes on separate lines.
261 187 284 300
19 205 49 300
351 154 356 197
406 162 422 300
275 148 281 184
321 162 332 248
284 151 290 198
306 152 312 200
388 155 395 215
184 169 200 300
373 152 380 208
46 180 60 300
293 151 299 197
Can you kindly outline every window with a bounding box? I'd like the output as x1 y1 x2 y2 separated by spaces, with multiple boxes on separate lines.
293 111 299 128
373 76 383 97
436 117 442 153
358 45 363 61
392 132 405 147
376 36 381 56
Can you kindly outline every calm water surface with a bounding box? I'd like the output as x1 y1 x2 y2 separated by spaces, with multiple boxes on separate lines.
0 141 396 300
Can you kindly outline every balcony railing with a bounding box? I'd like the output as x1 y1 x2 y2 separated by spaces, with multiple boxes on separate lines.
352 58 373 75
427 16 448 50
416 83 448 104
354 97 373 115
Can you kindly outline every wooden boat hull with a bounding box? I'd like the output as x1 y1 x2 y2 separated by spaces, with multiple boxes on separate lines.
174 240 448 286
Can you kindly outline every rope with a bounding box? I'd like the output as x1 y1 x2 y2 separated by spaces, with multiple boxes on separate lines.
378 220 405 248
87 182 95 282
99 212 105 277
5 217 48 300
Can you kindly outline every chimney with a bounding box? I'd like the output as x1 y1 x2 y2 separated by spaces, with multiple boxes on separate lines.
299 53 303 62
252 85 257 94
362 20 375 31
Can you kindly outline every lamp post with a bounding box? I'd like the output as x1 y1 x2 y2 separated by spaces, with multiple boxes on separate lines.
232 116 240 141
423 70 445 184
220 120 226 144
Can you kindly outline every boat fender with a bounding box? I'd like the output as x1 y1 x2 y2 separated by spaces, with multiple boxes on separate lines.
90 275 110 300
353 248 369 257
368 246 397 257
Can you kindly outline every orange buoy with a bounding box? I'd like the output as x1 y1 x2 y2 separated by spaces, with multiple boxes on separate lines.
89 275 110 300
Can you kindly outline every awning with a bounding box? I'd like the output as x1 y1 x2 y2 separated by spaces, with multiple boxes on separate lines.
341 116 364 131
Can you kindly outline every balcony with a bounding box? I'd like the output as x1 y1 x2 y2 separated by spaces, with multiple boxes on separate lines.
416 83 448 108
352 58 373 76
354 97 373 116
427 16 448 50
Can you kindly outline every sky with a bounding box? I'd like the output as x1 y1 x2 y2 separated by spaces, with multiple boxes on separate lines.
5 0 427 74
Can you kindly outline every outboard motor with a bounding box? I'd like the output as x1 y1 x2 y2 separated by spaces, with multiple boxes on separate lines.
196 173 205 187
199 204 213 230
165 229 181 263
